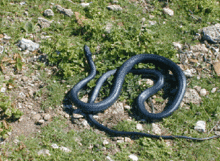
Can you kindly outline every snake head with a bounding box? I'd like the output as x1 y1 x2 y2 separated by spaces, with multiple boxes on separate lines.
84 45 92 57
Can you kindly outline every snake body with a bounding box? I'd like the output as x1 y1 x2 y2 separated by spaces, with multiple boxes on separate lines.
70 45 219 140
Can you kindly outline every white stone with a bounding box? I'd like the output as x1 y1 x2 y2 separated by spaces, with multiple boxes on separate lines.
211 88 217 93
200 88 207 96
129 154 138 161
13 139 20 144
148 20 156 26
184 69 193 77
80 3 90 7
59 146 71 152
38 149 51 156
107 5 122 11
43 113 51 121
72 113 84 118
0 46 4 54
106 156 114 161
136 124 143 131
3 34 11 40
152 123 161 135
51 143 59 149
38 17 52 28
81 120 89 127
194 120 206 132
103 139 109 145
163 7 174 16
43 9 54 17
0 87 6 93
18 38 39 51
173 42 182 49
38 119 45 125
124 105 131 110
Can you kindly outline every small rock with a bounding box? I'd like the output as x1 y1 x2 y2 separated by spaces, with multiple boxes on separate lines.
106 156 114 161
0 45 4 54
163 7 174 16
213 62 220 76
3 34 11 40
38 17 52 28
80 3 90 7
59 146 71 152
105 23 113 33
55 5 73 17
215 131 220 135
129 154 138 161
0 87 6 93
18 38 39 51
202 23 220 43
38 119 45 125
211 88 217 93
43 113 51 121
103 139 109 145
62 8 73 17
148 20 156 26
173 42 182 49
107 5 122 11
183 88 202 104
184 69 193 77
152 123 161 135
124 137 132 143
43 9 54 17
194 121 206 132
33 114 41 122
124 105 131 110
38 149 51 156
51 143 59 149
136 124 144 131
20 2 26 5
200 88 207 96
13 139 20 144
81 120 89 127
64 113 70 118
72 113 84 118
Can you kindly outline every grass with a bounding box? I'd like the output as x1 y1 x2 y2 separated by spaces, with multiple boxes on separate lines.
0 0 220 160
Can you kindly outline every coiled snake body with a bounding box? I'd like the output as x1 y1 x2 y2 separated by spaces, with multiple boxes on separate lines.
70 45 219 140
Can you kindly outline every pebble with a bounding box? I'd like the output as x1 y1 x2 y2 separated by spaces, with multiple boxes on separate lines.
103 139 109 145
124 105 131 110
33 114 41 122
148 20 156 26
38 17 52 28
0 87 6 93
173 42 182 49
200 88 207 96
3 33 11 40
211 88 217 93
163 7 174 16
37 119 45 125
183 88 202 104
43 9 54 17
129 154 138 161
213 62 220 76
38 149 51 156
202 23 220 43
184 69 193 78
194 120 206 132
0 45 4 54
17 38 39 51
72 113 84 118
136 123 144 131
152 123 161 135
106 156 114 161
51 143 59 149
80 3 90 7
59 146 71 152
43 113 51 121
105 22 113 33
107 5 122 11
81 120 89 127
56 5 73 17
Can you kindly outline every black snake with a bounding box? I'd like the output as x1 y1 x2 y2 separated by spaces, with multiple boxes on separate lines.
70 45 219 140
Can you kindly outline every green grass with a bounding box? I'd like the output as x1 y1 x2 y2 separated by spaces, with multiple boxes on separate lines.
1 0 220 160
